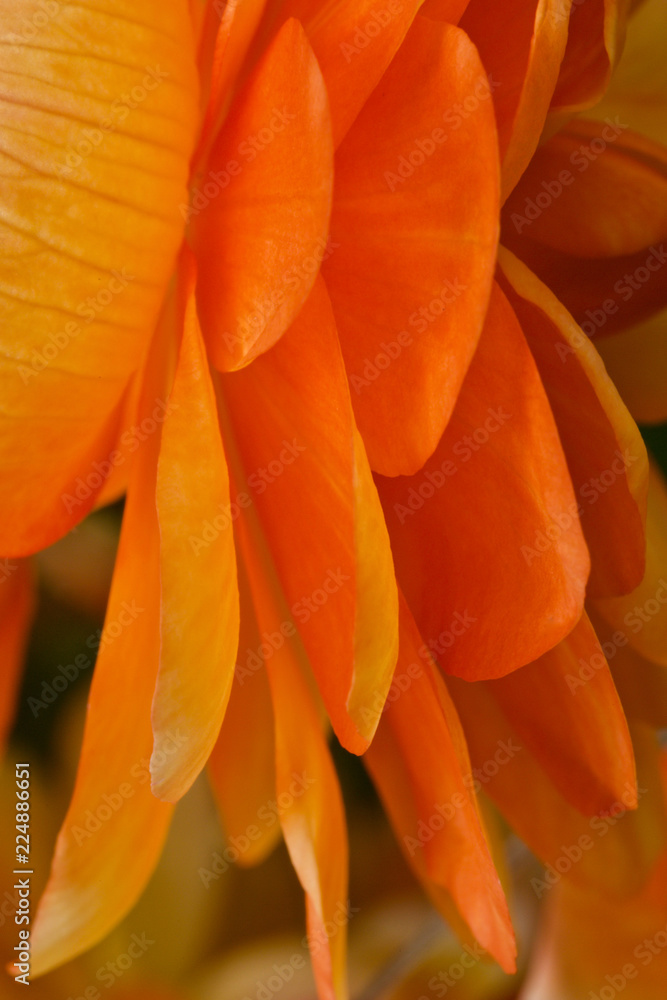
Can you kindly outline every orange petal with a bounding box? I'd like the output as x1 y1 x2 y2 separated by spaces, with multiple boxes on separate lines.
503 121 667 258
377 281 590 681
220 277 398 754
207 569 280 868
267 0 427 148
151 287 239 802
0 560 33 752
30 299 178 976
0 0 198 555
498 246 648 597
459 0 571 199
596 308 667 425
324 15 499 475
448 676 666 899
364 598 516 973
192 18 333 371
594 461 667 667
486 611 636 817
549 0 631 113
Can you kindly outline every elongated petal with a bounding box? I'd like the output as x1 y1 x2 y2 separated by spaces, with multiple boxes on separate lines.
504 121 667 257
594 462 667 667
498 247 648 597
0 0 198 554
377 282 589 681
152 288 239 802
0 561 33 752
207 570 280 868
220 277 397 754
324 15 499 475
267 0 427 147
448 676 666 898
193 18 333 371
459 0 570 198
365 599 516 972
30 304 178 975
486 612 636 816
549 0 630 113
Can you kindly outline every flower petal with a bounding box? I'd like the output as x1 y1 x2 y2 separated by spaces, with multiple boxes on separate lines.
364 598 517 973
549 0 630 113
151 285 240 802
459 0 571 198
377 281 590 681
594 461 667 667
192 18 333 371
596 308 667 425
498 246 648 597
0 560 33 752
220 277 398 754
324 15 499 475
30 305 177 976
0 0 198 554
485 611 637 817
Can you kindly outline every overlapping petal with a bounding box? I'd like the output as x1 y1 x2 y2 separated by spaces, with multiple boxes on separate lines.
0 560 33 753
324 14 500 475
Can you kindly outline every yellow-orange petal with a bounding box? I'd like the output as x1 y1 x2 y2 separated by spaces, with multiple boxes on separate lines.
594 461 667 668
30 299 178 975
324 15 499 476
365 598 516 973
151 287 239 802
220 277 397 754
0 0 198 555
0 560 33 752
498 246 648 597
486 612 636 817
503 121 667 258
192 18 333 371
377 281 590 681
459 0 571 199
207 569 280 868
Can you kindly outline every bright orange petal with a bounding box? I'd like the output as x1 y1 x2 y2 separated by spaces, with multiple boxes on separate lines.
30 302 177 976
459 0 571 199
324 15 499 475
377 281 590 681
498 246 648 597
151 286 239 802
0 0 198 555
486 612 637 817
365 598 517 973
220 277 398 754
192 18 333 371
